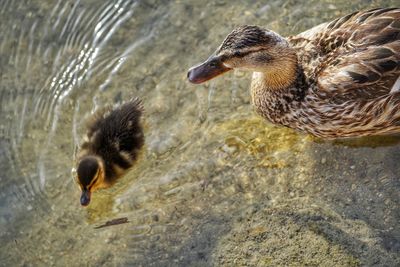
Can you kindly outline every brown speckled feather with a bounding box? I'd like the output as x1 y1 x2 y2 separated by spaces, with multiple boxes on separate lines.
289 8 400 98
283 8 400 137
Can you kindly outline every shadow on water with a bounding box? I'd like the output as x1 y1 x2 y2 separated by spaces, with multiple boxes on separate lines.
314 134 400 148
0 0 399 266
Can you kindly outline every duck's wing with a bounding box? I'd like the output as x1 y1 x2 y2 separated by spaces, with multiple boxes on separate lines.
317 41 400 99
290 8 400 99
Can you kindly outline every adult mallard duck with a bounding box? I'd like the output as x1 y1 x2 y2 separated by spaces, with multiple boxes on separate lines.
75 98 144 206
188 8 400 138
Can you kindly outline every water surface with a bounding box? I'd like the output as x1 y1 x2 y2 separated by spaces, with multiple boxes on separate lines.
0 0 399 266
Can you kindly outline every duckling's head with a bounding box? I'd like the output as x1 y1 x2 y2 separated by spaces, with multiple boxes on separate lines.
76 156 105 206
188 25 297 87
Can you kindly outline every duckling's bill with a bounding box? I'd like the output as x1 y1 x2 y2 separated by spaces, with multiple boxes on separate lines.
80 189 91 206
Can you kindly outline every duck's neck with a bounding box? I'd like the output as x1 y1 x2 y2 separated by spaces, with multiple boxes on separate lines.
255 56 298 90
250 63 307 124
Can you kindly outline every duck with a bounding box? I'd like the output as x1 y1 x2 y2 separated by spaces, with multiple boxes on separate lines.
75 98 145 206
188 7 400 138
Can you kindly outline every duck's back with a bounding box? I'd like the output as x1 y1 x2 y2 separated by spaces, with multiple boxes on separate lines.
288 8 400 99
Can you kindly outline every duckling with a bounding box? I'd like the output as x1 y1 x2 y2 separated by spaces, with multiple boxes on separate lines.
75 98 144 206
188 8 400 138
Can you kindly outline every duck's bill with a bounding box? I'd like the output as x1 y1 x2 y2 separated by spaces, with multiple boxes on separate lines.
80 189 91 206
187 57 232 84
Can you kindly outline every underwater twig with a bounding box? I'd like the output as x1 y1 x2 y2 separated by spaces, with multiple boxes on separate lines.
94 217 129 229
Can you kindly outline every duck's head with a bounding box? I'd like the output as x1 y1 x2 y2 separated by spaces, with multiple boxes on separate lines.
188 25 297 88
76 156 105 206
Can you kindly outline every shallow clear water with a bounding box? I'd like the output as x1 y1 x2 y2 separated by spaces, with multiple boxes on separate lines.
0 0 399 266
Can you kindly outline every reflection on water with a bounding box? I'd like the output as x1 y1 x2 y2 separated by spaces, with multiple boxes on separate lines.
0 0 399 266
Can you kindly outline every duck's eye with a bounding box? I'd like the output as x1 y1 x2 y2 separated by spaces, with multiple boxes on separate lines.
209 61 217 67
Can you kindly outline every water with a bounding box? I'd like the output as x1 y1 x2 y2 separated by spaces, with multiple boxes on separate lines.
0 0 399 266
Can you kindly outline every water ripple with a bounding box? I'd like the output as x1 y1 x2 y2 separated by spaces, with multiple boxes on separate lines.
0 0 150 218
1 1 399 266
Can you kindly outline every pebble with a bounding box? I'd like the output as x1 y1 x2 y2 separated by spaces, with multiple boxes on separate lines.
221 144 237 154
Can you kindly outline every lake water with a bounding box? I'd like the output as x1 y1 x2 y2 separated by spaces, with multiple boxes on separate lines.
0 0 399 266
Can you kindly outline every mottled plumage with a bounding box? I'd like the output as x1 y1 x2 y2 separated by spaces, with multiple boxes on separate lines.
188 8 400 138
75 98 144 206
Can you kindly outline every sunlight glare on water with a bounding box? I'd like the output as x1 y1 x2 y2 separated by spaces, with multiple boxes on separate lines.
0 0 399 266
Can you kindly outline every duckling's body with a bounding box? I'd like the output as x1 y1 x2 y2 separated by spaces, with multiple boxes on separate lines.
76 98 144 206
188 8 400 138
